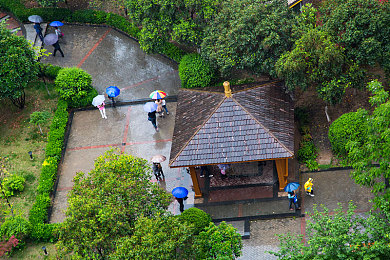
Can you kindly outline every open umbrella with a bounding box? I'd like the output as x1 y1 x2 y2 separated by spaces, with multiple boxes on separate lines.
92 95 105 107
106 86 120 98
172 187 188 199
143 102 158 112
149 90 167 100
151 155 166 163
284 182 300 193
50 21 64 27
28 15 43 23
43 33 58 45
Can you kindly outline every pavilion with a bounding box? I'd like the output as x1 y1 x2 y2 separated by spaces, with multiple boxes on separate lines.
169 81 294 200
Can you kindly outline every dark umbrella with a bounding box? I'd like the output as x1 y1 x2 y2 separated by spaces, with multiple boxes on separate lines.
172 187 188 199
43 33 58 45
284 182 300 193
49 21 64 27
28 15 43 23
106 86 120 107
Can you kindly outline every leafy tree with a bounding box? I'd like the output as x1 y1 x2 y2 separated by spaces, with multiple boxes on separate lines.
125 0 221 52
0 21 38 109
112 215 194 259
319 0 390 72
194 221 242 259
29 111 51 135
347 80 390 209
201 0 296 77
56 149 171 259
269 202 390 259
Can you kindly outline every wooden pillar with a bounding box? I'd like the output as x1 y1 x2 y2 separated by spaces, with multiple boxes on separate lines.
275 159 289 191
189 167 202 198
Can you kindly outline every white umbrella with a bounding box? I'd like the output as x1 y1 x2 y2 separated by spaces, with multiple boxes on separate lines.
151 155 166 163
28 15 43 23
43 33 58 45
92 95 105 107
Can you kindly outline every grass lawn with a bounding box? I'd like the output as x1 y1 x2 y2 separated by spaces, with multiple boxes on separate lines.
0 80 59 256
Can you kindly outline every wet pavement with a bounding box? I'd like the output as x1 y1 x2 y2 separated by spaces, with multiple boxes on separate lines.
22 23 376 258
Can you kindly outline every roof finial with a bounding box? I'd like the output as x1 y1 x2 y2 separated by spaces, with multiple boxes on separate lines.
223 81 232 98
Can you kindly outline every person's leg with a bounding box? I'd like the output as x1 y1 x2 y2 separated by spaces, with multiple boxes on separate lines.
39 32 44 41
99 109 105 118
103 108 107 118
289 198 293 210
160 169 164 179
163 105 169 114
58 48 64 57
151 118 158 130
53 48 57 56
200 167 205 177
179 201 184 212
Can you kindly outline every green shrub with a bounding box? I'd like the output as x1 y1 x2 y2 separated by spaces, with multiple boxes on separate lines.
30 223 57 242
69 10 107 24
179 208 212 234
65 88 98 108
45 100 68 158
55 67 93 103
29 194 50 225
0 216 31 241
105 13 140 38
37 157 58 194
1 174 25 197
159 42 186 63
328 109 368 157
179 54 214 88
298 138 317 163
39 63 62 79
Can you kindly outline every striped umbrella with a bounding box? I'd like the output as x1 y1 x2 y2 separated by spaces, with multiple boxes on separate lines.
149 90 167 99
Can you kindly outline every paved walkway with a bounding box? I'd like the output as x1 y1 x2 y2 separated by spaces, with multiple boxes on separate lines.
19 22 376 258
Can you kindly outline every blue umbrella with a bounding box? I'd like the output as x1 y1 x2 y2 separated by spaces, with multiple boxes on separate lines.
143 102 158 112
172 187 188 198
50 21 64 27
106 86 120 98
284 182 300 192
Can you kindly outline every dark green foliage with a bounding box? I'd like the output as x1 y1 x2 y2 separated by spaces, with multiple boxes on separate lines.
29 223 57 242
37 157 58 194
179 54 214 88
36 0 64 7
55 67 95 105
69 9 107 24
0 175 25 197
65 88 98 108
158 42 186 63
202 0 296 77
45 100 68 158
179 208 212 234
38 63 62 79
329 109 368 157
0 216 30 241
105 13 140 39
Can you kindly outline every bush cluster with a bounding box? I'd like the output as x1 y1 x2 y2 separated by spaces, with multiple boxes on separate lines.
179 208 212 235
328 109 368 157
39 63 62 79
0 174 25 198
0 216 30 244
179 54 214 88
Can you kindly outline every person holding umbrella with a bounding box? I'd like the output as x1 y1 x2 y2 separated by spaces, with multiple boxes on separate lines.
144 102 159 132
92 95 107 119
151 155 166 181
29 15 44 42
284 182 301 211
150 90 168 117
44 33 64 57
106 86 120 107
172 187 188 213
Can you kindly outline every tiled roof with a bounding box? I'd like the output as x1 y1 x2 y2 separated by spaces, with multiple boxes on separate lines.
169 81 294 167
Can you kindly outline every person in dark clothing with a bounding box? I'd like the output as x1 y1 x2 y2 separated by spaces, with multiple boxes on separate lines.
34 23 44 42
152 162 164 180
148 111 158 131
288 190 301 211
200 166 213 178
175 197 185 213
52 41 64 57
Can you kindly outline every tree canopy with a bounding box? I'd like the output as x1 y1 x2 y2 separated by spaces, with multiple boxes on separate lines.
56 149 171 259
125 0 221 53
201 0 296 77
0 21 38 109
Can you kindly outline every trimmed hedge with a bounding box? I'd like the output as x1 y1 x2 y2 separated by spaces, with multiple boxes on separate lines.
28 99 68 241
179 54 214 88
328 109 368 157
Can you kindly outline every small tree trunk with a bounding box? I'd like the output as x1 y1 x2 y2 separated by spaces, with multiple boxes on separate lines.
325 105 331 122
38 124 43 135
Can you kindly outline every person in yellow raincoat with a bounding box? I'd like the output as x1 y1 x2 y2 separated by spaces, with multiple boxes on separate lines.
304 178 314 197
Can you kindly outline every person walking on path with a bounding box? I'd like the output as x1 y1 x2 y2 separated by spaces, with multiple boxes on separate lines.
148 111 158 131
304 178 314 197
97 101 107 119
54 26 63 38
152 162 165 180
52 40 64 57
155 99 164 117
288 190 301 211
34 23 44 42
162 98 169 115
